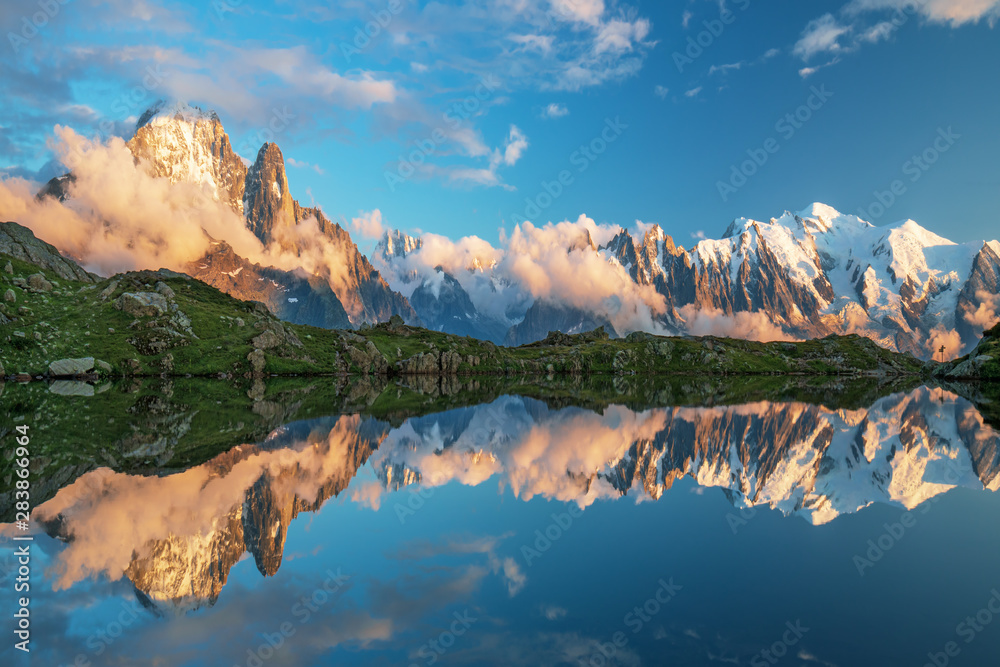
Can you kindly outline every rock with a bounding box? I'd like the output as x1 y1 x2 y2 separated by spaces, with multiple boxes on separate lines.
235 317 245 327
0 359 4 376
115 292 169 317
49 380 95 397
49 357 95 376
27 273 53 292
108 328 115 334
252 329 283 350
99 280 119 300
3 260 11 274
33 331 41 341
3 289 14 302
248 348 266 373
160 354 174 372
95 359 112 373
126 359 142 372
0 222 96 282
154 281 176 300
13 330 25 337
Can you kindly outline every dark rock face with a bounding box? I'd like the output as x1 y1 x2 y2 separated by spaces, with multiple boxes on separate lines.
505 299 617 347
0 221 96 282
243 143 296 243
186 240 352 329
410 269 507 343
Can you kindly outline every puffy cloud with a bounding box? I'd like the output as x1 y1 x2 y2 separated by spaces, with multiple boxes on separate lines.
927 324 963 360
542 102 569 118
551 0 607 25
846 0 1000 25
351 209 387 239
0 126 261 276
677 305 800 342
793 14 851 60
962 289 1000 330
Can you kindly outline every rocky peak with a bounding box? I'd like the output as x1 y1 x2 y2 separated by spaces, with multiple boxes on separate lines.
243 142 296 244
128 101 247 215
379 229 423 260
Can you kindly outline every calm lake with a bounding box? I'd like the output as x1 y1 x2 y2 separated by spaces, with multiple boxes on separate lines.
2 377 1000 666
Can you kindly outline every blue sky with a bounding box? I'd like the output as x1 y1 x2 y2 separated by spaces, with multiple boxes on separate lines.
1 0 998 247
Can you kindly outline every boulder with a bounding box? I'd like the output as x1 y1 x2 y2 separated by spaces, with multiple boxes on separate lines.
49 357 95 376
49 381 95 397
154 281 176 300
3 289 13 303
95 359 112 373
27 273 53 292
114 292 168 317
3 260 11 274
252 329 283 350
248 348 266 373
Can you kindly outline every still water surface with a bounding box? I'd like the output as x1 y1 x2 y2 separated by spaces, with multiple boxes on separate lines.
2 378 1000 666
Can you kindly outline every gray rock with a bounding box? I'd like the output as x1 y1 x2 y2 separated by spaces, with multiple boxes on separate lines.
248 348 266 373
95 359 112 372
154 281 176 300
27 273 53 292
99 280 119 300
114 292 169 317
0 222 96 282
3 260 11 274
3 289 14 303
49 357 95 376
49 381 95 397
252 329 283 350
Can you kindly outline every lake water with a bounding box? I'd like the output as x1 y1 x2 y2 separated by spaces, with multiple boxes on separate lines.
2 377 1000 666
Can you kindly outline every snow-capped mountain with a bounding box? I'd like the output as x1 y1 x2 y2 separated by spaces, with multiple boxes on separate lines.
31 387 1000 612
377 203 1000 357
375 230 508 342
367 387 1000 524
125 101 416 326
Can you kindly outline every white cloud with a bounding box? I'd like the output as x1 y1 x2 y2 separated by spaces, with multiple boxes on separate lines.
684 86 703 97
708 62 743 75
286 157 325 174
654 85 669 99
550 0 607 25
793 14 851 60
351 209 386 239
542 102 569 118
846 0 1000 25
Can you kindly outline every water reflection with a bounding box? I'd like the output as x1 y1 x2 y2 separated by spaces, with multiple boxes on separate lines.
12 384 998 621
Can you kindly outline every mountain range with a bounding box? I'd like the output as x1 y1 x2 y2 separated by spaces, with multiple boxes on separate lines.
31 387 1000 612
33 102 1000 358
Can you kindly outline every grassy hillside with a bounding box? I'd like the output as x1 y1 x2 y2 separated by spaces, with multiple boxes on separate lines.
1 234 932 379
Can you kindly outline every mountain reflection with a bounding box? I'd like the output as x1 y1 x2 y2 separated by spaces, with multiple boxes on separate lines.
25 386 1000 612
